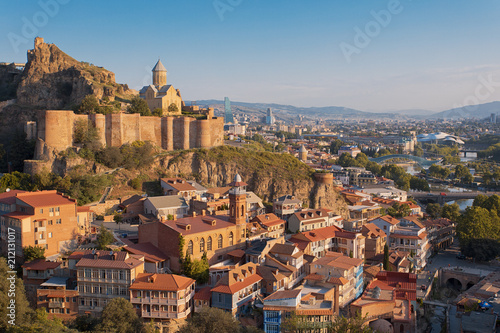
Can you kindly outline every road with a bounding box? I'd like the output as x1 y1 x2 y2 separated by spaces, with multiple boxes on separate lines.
92 220 138 237
424 241 499 274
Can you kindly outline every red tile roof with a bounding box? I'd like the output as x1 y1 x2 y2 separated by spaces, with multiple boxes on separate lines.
124 242 169 263
263 289 301 301
129 273 194 291
161 178 197 192
23 259 61 270
292 208 333 222
158 215 237 235
374 215 400 225
16 190 76 207
0 190 26 204
75 250 143 270
211 273 262 294
304 273 324 281
194 286 212 301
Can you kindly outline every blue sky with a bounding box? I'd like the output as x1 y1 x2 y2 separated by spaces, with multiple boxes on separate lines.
1 0 500 112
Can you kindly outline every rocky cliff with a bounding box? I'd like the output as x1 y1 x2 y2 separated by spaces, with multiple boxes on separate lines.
15 37 133 109
156 147 349 219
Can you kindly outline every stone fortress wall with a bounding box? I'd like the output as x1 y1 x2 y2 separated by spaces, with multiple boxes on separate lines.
24 110 224 174
39 110 224 152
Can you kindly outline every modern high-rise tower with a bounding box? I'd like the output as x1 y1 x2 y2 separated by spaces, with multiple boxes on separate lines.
224 97 234 124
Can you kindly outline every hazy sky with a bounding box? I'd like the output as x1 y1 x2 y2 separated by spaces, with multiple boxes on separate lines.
2 0 500 112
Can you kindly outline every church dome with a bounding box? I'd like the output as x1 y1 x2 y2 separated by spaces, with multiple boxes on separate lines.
152 59 167 72
369 319 393 333
234 174 242 183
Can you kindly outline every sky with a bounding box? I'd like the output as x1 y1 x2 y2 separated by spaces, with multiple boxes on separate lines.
1 0 500 113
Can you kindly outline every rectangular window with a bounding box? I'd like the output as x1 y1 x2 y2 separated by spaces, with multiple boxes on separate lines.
49 208 54 216
40 209 43 214
56 219 61 224
48 232 52 238
55 207 60 216
48 220 53 225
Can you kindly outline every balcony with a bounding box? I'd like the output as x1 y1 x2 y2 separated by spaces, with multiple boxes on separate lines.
34 227 46 232
48 302 64 308
131 297 180 305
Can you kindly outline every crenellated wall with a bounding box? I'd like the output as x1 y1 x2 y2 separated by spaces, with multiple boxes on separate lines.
36 110 224 159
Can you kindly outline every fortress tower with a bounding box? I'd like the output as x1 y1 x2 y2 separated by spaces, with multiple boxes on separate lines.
152 59 167 87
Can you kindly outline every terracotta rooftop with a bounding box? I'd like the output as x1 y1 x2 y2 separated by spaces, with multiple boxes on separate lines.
158 214 236 235
130 273 194 291
374 215 400 225
264 289 301 301
23 259 61 270
292 208 333 222
252 213 285 227
0 190 26 204
194 286 212 301
120 194 144 208
16 190 76 207
75 250 143 270
123 242 169 263
161 178 197 192
211 262 262 294
313 251 363 270
269 243 299 256
361 223 387 239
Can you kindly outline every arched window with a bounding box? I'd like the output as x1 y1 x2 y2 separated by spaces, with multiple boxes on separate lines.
188 240 193 256
218 234 223 249
207 236 212 251
241 205 244 216
229 232 234 246
200 238 205 253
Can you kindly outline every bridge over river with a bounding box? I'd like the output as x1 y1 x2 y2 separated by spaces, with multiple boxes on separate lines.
411 190 500 204
369 154 440 168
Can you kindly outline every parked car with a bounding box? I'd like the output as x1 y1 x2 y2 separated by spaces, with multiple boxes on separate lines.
456 254 466 260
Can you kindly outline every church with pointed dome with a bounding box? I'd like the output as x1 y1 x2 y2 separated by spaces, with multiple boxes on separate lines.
139 59 183 115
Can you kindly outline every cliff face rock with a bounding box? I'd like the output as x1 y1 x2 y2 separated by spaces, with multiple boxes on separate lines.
157 151 349 219
15 37 131 109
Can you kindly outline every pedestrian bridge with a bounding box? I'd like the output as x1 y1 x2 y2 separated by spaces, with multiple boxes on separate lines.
369 154 440 168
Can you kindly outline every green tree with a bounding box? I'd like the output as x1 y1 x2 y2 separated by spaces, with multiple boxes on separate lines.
96 227 114 250
96 298 142 333
23 245 46 262
410 176 430 191
365 161 382 175
77 95 100 114
455 164 473 183
462 238 500 261
0 257 32 330
457 206 500 260
127 96 151 116
152 108 163 117
387 202 411 218
129 177 142 190
68 314 100 332
168 103 179 114
177 307 242 333
441 203 460 221
426 203 442 219
383 244 389 270
428 165 451 180
354 152 369 168
328 314 374 332
330 139 344 154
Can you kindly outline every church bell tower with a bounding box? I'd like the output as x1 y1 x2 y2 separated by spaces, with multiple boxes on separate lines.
229 174 247 226
152 59 167 87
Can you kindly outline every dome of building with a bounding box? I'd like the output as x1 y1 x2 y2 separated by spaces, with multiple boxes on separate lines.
234 173 242 183
369 319 394 333
152 59 167 72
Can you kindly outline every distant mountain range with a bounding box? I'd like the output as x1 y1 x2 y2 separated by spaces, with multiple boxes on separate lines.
189 100 500 121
